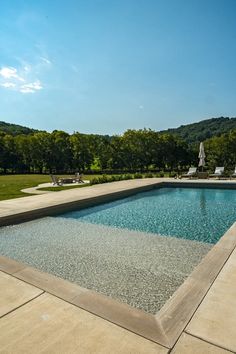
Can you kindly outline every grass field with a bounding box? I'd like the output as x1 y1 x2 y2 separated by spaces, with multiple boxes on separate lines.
0 174 104 200
0 174 51 201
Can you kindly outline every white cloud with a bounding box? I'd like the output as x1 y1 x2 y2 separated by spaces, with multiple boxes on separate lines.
23 65 31 72
40 57 51 65
0 60 47 94
0 67 24 81
0 82 16 88
20 87 35 93
20 80 43 93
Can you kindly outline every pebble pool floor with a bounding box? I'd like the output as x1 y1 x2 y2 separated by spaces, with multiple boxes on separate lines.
0 187 236 313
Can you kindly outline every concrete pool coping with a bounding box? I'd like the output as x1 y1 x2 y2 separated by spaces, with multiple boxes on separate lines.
0 178 236 349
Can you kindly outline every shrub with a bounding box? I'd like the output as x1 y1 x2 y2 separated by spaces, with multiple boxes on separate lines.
144 172 154 178
113 175 122 181
89 177 99 185
109 175 117 182
101 174 109 183
156 171 164 177
89 173 135 185
122 174 133 180
96 175 109 184
169 171 177 178
133 173 143 179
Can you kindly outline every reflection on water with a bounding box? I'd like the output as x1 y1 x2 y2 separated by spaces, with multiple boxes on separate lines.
199 190 207 213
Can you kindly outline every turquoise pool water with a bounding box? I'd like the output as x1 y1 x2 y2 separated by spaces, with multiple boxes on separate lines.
0 186 235 313
61 187 236 244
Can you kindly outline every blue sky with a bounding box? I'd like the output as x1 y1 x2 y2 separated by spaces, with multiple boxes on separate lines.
0 0 236 134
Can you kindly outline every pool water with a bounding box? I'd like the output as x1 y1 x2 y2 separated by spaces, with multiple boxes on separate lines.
0 187 235 313
61 187 236 244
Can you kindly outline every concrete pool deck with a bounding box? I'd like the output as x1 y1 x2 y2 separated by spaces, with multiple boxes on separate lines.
21 180 90 195
1 177 236 225
0 178 236 352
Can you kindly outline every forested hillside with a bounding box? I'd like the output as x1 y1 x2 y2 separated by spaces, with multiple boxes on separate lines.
0 117 235 174
162 117 236 143
0 121 39 135
1 116 236 142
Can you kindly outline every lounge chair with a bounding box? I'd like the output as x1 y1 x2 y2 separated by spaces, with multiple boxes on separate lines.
75 173 85 183
180 167 197 179
50 174 63 186
209 167 224 179
230 167 236 179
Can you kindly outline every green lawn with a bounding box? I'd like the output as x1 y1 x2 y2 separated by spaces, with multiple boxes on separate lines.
0 174 102 200
0 174 51 201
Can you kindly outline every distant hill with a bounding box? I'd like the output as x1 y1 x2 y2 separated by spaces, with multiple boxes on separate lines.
161 117 236 143
0 121 39 135
1 116 236 141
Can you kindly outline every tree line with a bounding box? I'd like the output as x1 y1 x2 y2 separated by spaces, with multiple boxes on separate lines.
0 128 235 174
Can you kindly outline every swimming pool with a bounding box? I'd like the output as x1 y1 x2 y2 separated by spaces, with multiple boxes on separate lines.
0 187 235 313
61 187 236 244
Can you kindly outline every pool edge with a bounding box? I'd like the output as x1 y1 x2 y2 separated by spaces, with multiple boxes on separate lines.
1 221 235 348
1 179 236 348
1 179 236 227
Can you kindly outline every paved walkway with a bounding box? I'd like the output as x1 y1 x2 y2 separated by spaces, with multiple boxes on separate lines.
21 181 90 195
0 179 236 353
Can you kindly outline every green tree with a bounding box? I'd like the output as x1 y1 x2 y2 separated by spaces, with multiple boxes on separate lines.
70 133 93 171
2 134 18 172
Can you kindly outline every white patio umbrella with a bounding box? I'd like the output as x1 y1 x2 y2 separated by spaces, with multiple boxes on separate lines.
198 142 206 171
